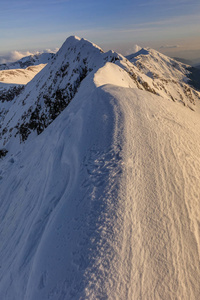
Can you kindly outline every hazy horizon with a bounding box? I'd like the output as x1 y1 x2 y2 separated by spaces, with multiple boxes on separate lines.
0 0 200 63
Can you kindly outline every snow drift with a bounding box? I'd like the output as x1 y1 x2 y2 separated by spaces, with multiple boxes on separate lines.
0 36 200 299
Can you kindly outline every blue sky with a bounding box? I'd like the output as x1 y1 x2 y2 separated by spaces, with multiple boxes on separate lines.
1 0 200 61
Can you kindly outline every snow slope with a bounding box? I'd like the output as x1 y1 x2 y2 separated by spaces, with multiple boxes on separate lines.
0 64 46 142
0 52 55 70
0 58 200 299
0 36 139 149
0 53 55 123
126 47 190 80
1 36 200 153
0 64 46 85
126 47 200 109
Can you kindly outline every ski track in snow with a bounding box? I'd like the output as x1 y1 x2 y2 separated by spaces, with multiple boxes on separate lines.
0 60 200 299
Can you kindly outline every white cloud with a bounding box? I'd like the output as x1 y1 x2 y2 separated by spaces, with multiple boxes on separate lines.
0 48 59 64
43 48 59 53
126 44 142 55
0 51 33 64
132 44 142 53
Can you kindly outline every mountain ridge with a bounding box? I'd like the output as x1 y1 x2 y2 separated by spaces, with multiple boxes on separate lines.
1 36 200 154
0 52 55 71
0 41 200 298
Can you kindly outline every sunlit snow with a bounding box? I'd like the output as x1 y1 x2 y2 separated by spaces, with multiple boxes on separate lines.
0 36 200 299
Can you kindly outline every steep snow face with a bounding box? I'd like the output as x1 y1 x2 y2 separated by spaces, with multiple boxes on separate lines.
0 61 200 300
0 36 128 149
0 83 25 136
1 36 200 152
126 47 200 108
186 65 200 91
0 65 47 148
0 82 24 103
0 60 51 136
0 52 55 70
126 47 190 80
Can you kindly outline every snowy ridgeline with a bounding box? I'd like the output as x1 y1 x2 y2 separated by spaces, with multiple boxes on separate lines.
0 36 200 299
1 36 200 151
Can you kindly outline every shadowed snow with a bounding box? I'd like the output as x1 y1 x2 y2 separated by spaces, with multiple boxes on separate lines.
0 62 200 299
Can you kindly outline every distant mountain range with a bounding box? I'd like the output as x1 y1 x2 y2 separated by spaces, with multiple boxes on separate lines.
0 53 56 120
0 36 200 300
0 52 55 70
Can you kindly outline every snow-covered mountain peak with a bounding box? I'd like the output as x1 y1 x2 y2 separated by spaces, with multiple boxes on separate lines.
126 47 149 61
1 36 200 153
64 35 81 42
1 36 200 299
0 36 123 149
57 35 104 58
127 46 190 80
125 45 200 108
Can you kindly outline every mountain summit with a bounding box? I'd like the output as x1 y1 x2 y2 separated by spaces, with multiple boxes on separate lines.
1 36 200 151
0 36 200 299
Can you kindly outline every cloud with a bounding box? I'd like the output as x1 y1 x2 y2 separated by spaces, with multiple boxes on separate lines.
43 48 59 54
132 45 142 53
160 45 181 49
126 44 142 55
0 51 33 64
0 48 59 64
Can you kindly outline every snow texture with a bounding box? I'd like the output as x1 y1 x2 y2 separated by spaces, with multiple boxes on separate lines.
0 36 200 299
